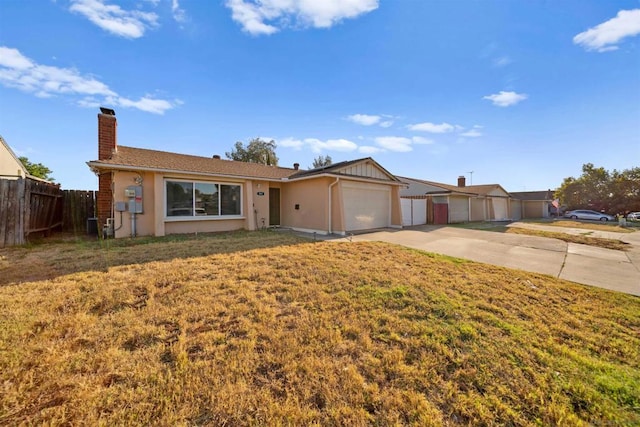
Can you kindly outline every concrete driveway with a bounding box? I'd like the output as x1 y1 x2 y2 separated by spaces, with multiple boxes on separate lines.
349 224 640 297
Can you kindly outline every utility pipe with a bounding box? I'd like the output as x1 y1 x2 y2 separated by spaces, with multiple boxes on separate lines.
328 177 340 234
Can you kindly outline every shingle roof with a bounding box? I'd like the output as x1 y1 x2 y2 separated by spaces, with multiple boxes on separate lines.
398 176 508 196
510 190 553 201
88 146 297 180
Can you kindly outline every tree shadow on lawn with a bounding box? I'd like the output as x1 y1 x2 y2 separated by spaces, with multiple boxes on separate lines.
0 230 308 286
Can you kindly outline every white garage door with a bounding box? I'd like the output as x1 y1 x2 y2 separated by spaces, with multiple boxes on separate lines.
343 182 391 231
492 198 508 221
401 198 427 226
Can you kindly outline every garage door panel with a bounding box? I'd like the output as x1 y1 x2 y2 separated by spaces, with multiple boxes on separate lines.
343 182 390 231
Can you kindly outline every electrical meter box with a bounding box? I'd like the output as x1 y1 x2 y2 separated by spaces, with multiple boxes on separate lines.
125 185 143 214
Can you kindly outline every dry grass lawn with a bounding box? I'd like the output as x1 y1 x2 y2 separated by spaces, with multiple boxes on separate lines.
523 219 635 233
1 231 639 426
504 227 630 251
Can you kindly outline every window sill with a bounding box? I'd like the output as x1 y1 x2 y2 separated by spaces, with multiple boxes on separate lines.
164 215 245 222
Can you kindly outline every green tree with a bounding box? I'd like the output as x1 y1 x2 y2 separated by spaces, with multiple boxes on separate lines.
226 138 278 165
18 156 54 181
311 155 332 169
555 163 640 214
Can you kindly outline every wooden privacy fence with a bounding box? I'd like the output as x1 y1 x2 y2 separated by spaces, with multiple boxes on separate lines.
0 179 100 247
61 190 97 233
0 177 63 247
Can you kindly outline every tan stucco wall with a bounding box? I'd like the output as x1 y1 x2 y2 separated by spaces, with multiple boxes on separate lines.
109 170 401 238
112 170 250 238
165 219 245 234
251 180 270 229
0 143 25 179
488 187 509 197
281 177 331 233
390 186 402 227
112 171 156 238
449 195 470 223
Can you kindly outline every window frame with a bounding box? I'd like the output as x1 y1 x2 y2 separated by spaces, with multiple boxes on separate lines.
164 178 243 220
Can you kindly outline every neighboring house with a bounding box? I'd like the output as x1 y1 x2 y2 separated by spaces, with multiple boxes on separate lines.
0 135 28 179
510 190 554 218
399 175 518 224
87 108 403 238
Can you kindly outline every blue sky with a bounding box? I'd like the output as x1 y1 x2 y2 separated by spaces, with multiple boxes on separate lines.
1 0 639 191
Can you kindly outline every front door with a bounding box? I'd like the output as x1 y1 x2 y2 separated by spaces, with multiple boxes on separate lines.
269 188 280 226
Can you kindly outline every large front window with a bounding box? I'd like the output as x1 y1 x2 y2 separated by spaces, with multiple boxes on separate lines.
166 180 242 217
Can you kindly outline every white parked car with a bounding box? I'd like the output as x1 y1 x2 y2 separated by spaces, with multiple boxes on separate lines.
627 212 640 221
564 210 615 222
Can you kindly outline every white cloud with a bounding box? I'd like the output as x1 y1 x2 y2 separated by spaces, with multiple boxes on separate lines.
172 0 188 24
348 113 396 128
407 122 457 133
115 95 178 115
69 0 158 38
374 136 413 152
483 91 527 107
279 137 358 153
411 136 434 144
307 138 358 152
347 113 381 126
225 0 379 35
0 46 178 114
574 9 640 52
279 137 304 149
493 56 511 67
358 145 383 154
460 125 483 138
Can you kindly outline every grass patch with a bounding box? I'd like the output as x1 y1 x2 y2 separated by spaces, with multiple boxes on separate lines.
1 232 639 425
505 227 630 251
522 219 635 233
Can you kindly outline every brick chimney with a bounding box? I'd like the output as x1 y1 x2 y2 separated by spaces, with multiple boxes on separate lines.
97 107 116 232
98 107 116 160
293 163 299 170
457 175 466 187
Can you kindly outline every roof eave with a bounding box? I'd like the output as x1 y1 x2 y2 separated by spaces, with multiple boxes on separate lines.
86 161 293 182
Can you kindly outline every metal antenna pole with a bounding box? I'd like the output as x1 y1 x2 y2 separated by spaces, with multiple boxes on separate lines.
467 171 474 185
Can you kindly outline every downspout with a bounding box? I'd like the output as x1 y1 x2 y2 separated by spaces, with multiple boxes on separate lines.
328 177 340 234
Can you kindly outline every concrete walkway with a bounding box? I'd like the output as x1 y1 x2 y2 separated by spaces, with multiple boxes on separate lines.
346 224 640 297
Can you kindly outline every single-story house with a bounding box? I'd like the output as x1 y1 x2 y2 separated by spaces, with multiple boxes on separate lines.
398 175 518 224
87 108 403 238
509 190 555 218
0 135 29 180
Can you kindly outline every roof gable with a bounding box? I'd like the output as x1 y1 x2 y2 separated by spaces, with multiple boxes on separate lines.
291 157 400 182
0 135 28 178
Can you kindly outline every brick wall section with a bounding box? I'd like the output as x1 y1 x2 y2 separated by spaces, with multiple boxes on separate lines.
97 113 116 229
97 172 112 231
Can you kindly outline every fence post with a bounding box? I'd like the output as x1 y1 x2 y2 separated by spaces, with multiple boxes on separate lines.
18 177 26 245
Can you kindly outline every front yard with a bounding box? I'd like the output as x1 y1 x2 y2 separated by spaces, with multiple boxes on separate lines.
451 219 634 250
1 231 639 425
